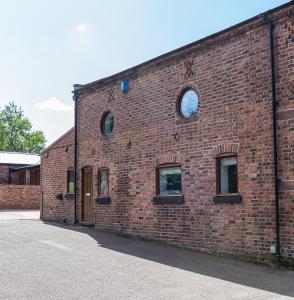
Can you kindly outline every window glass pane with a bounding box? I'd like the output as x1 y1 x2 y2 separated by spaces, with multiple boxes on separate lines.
220 157 237 193
68 170 75 193
103 112 114 135
180 90 198 118
68 182 75 194
159 167 181 195
99 170 109 195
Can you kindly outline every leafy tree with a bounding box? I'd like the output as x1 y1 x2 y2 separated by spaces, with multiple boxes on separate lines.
0 102 46 154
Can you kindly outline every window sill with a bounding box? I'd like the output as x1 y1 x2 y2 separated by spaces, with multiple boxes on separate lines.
96 197 111 204
100 134 113 142
64 193 75 200
213 194 241 204
55 193 63 200
153 195 184 204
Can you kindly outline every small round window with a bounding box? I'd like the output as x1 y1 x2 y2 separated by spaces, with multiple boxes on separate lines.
179 89 199 118
101 112 114 135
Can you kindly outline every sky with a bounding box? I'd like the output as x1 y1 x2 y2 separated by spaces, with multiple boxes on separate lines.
0 0 289 146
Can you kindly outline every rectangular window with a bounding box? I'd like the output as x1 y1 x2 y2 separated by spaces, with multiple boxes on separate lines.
98 169 109 196
217 156 238 194
67 170 75 193
157 166 182 195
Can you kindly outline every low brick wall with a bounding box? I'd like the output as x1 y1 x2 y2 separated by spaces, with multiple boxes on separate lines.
0 185 41 209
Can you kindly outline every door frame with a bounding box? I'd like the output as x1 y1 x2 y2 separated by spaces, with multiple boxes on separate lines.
81 166 94 223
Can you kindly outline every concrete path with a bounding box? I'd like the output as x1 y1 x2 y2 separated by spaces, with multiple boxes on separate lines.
0 219 293 300
0 210 39 220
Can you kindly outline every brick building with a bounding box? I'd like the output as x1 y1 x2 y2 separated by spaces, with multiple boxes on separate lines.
0 152 41 209
41 2 294 265
40 128 74 221
0 152 40 185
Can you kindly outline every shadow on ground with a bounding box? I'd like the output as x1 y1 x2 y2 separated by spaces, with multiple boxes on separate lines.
44 221 294 298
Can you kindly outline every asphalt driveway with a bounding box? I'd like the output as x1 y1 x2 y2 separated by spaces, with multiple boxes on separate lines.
0 210 39 220
0 217 293 299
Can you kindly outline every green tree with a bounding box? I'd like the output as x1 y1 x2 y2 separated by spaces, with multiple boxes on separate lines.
0 102 46 154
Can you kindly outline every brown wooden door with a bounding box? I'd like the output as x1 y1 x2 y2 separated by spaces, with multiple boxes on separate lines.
81 167 93 223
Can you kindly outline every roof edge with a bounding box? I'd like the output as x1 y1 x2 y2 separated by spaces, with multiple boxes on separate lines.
11 164 40 171
73 0 293 93
41 127 74 154
0 151 40 156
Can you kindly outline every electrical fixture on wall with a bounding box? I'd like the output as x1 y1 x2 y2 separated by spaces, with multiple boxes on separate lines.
174 132 180 141
121 80 129 93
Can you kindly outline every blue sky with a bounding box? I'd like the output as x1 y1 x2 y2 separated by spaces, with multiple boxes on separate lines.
0 0 288 145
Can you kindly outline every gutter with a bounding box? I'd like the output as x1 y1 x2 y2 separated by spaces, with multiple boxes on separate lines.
262 15 281 262
11 164 40 171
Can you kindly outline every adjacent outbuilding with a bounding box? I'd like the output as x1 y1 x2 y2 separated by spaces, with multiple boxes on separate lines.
0 151 41 209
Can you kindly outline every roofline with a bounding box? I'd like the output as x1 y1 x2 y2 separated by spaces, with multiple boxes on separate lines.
0 163 32 167
10 164 40 171
41 127 74 154
73 1 293 93
0 151 40 156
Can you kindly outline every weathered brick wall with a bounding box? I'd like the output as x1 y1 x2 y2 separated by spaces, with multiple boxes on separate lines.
42 4 293 264
0 185 40 209
276 15 294 263
41 128 75 223
73 5 293 263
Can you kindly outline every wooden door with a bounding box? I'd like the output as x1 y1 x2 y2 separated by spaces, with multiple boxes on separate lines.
82 167 93 223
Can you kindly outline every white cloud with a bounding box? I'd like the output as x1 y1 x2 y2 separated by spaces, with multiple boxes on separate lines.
76 24 87 33
35 97 73 112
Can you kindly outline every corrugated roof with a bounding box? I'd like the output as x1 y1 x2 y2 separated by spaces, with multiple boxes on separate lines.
0 152 40 165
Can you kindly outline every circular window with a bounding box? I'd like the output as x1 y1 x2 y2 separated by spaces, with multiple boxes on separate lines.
101 112 114 135
179 89 199 118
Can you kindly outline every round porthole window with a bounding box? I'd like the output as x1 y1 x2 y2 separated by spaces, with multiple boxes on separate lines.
101 112 114 135
179 89 199 118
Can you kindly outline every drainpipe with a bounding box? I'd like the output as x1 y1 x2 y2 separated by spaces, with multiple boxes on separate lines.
262 15 281 262
73 84 83 225
73 92 78 225
41 189 44 220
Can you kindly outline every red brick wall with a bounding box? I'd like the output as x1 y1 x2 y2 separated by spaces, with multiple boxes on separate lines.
276 15 294 263
41 129 75 223
0 185 40 209
42 4 294 264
